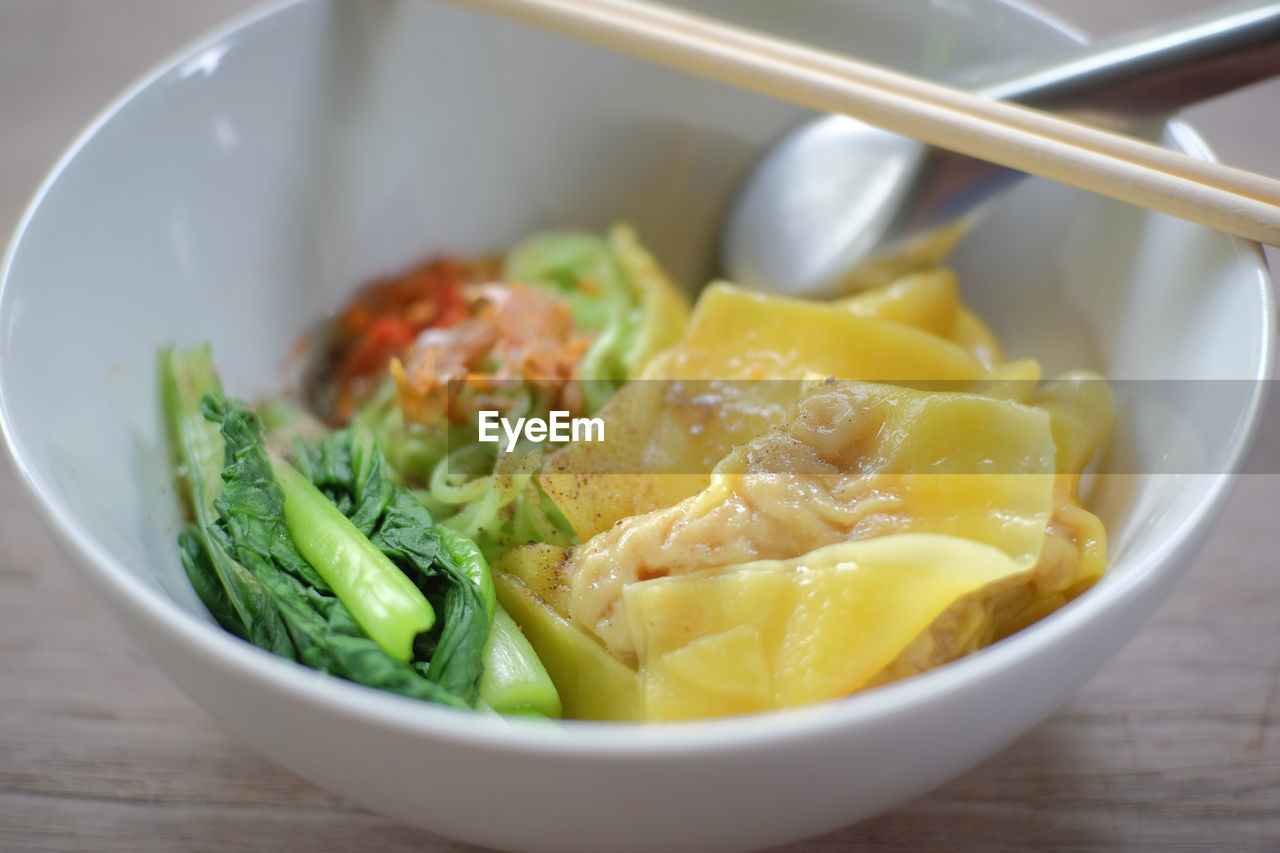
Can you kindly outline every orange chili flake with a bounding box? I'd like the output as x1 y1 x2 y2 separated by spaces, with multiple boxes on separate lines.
326 256 481 424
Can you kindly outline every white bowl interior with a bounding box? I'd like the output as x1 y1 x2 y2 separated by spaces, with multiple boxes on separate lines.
1 1 1272 850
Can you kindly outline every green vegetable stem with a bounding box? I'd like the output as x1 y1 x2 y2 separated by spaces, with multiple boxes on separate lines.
437 524 560 716
479 603 563 718
272 459 435 663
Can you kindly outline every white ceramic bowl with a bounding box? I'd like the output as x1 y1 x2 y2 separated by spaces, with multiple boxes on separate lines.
1 2 1272 851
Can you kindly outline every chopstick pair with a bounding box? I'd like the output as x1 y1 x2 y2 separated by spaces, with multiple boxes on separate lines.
443 0 1280 247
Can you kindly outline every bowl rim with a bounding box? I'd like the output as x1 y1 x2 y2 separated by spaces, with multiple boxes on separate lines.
1 0 1274 757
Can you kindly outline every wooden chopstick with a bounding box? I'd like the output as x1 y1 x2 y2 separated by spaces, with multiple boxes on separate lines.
543 0 1280 207
443 0 1280 247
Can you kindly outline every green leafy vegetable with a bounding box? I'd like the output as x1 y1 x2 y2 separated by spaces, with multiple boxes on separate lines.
163 348 486 708
291 426 491 704
161 346 293 656
289 420 560 713
201 394 471 707
164 342 563 716
438 525 497 624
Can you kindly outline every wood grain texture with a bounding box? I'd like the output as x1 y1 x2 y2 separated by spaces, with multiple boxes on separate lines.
1 1 1277 851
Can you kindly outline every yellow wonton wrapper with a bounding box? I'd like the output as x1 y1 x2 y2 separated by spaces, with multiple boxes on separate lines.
608 224 692 375
626 533 1032 720
543 278 992 539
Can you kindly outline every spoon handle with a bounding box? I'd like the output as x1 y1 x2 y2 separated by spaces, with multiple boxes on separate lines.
981 1 1280 132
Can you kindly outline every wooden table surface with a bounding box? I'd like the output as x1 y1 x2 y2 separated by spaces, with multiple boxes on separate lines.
2 2 1278 851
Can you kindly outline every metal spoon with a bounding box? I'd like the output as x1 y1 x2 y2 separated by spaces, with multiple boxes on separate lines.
723 1 1280 299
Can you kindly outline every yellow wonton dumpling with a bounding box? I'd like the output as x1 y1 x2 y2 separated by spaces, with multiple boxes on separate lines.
627 533 1032 720
497 269 1112 723
542 280 993 539
567 380 1060 660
